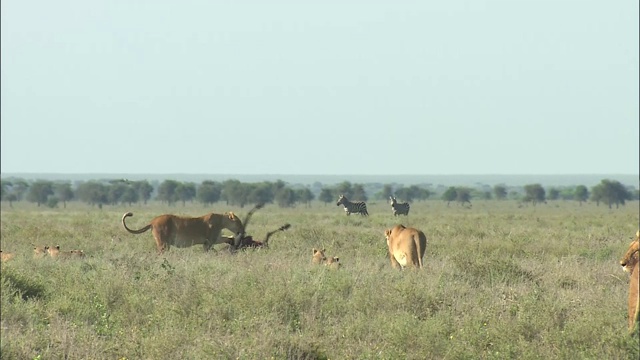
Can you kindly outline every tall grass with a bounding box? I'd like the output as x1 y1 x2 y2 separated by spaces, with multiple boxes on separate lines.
1 200 638 359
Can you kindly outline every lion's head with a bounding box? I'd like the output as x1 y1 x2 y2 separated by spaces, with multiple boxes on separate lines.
312 248 326 264
216 212 244 235
620 230 640 273
33 245 48 259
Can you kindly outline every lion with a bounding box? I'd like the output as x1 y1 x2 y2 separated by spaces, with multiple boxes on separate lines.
324 256 341 269
47 245 85 259
1 250 16 262
122 211 244 254
33 245 48 259
312 248 326 264
384 224 427 270
620 230 640 333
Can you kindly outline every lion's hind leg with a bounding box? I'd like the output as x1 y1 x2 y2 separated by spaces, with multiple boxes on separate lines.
151 227 170 254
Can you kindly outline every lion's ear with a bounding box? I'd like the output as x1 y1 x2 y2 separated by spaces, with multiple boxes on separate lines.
385 229 391 237
334 257 340 263
313 248 318 254
228 212 236 220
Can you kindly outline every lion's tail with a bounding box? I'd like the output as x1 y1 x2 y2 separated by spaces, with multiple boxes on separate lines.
121 212 152 235
264 223 291 247
415 232 425 269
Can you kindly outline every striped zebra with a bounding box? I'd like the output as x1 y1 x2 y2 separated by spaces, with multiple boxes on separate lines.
336 194 369 216
389 196 410 216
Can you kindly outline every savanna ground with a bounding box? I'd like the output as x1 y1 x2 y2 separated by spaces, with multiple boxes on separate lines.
1 199 639 359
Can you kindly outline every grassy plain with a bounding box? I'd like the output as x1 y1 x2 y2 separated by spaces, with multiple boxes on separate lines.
1 199 639 359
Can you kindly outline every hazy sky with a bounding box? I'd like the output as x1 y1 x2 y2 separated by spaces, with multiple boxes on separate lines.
2 1 638 175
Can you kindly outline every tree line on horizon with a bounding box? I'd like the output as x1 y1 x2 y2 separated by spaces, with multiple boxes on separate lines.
0 177 636 210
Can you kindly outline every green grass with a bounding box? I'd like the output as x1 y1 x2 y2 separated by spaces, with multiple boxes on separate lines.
1 200 639 359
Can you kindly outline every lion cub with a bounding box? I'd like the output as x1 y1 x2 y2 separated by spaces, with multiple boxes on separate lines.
324 256 341 269
311 248 341 269
312 248 326 264
1 250 16 262
33 245 49 259
47 245 85 259
620 230 640 333
384 224 427 270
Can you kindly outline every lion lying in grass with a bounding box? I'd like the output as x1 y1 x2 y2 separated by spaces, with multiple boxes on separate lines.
620 230 639 334
1 250 16 262
33 245 48 259
47 245 86 259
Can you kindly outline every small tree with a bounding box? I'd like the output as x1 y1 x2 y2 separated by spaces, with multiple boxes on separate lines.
574 185 589 206
296 188 315 208
442 187 457 206
455 187 472 207
26 180 54 207
334 181 353 199
107 183 129 205
590 179 631 209
175 182 196 206
157 180 180 205
394 187 414 203
547 188 560 201
248 182 275 205
380 184 394 201
76 181 108 207
53 181 74 208
493 185 507 200
275 187 296 208
120 187 139 206
318 188 334 205
197 181 222 205
132 180 154 205
523 184 546 206
352 184 368 201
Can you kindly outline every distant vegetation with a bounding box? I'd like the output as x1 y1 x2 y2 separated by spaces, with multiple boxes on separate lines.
1 176 638 210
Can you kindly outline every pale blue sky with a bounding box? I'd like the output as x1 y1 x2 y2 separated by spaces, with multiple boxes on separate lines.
1 1 638 175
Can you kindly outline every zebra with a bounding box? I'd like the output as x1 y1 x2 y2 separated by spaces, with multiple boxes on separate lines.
336 194 369 216
389 196 410 216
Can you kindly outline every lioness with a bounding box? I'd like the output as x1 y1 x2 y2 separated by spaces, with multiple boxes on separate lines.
1 250 16 262
47 245 85 259
620 230 640 333
122 211 244 254
384 224 427 270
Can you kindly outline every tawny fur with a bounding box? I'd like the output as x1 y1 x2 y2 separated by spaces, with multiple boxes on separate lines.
122 211 244 254
620 230 640 333
324 256 341 269
47 245 85 259
33 245 48 259
384 224 427 270
312 248 326 264
1 250 16 262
